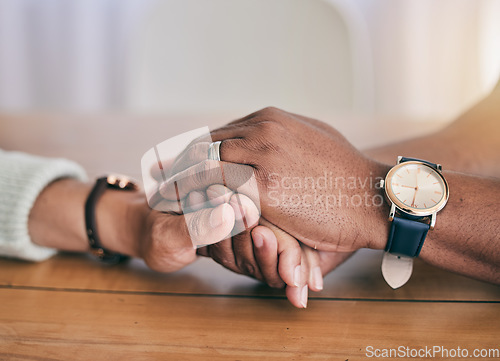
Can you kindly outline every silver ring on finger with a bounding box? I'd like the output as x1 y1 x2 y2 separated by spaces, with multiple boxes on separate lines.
207 141 222 161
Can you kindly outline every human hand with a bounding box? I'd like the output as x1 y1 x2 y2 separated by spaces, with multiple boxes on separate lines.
107 187 238 273
161 107 390 254
190 185 354 308
145 147 291 285
249 221 355 308
196 211 318 308
181 183 320 307
185 184 285 286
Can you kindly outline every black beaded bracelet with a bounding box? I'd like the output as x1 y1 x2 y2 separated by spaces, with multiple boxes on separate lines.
84 175 138 264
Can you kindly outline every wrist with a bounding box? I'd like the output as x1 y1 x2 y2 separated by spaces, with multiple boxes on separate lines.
359 160 391 250
95 187 147 258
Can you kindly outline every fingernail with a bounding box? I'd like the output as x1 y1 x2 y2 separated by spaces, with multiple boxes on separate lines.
300 285 308 308
312 266 323 291
253 232 264 248
293 265 302 287
210 204 228 228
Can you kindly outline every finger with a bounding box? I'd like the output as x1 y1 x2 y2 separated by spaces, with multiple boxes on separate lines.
160 160 224 200
196 246 210 257
206 184 233 206
205 238 241 275
184 203 235 247
160 160 257 202
285 246 313 308
285 284 308 309
163 132 213 178
229 193 260 232
261 221 308 308
302 246 323 292
184 190 208 212
170 141 211 176
147 189 183 213
210 108 277 141
149 158 175 182
229 193 264 282
209 124 249 142
252 226 284 288
229 230 264 282
259 219 301 288
217 138 258 165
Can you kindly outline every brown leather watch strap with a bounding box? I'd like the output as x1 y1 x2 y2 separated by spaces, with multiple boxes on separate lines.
85 176 137 264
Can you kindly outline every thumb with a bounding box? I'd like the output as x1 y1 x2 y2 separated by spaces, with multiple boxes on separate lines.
184 203 235 248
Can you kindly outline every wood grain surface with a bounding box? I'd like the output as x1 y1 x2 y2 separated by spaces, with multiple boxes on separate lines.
0 114 498 361
1 286 499 361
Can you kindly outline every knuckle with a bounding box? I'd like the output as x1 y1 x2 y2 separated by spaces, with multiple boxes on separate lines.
208 243 234 266
247 107 284 127
243 263 256 276
254 120 285 133
257 106 282 117
236 260 256 276
268 280 286 289
219 258 235 270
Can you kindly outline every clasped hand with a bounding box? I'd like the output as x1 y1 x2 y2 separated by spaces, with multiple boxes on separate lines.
157 107 389 308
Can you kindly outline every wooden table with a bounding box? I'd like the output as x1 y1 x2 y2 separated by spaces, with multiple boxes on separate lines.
0 114 499 360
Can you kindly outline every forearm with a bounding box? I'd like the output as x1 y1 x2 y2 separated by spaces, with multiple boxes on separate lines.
419 171 500 283
365 89 500 177
28 179 90 253
28 178 143 257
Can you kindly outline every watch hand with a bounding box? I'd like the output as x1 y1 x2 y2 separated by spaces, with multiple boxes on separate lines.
400 185 415 189
411 190 417 207
411 170 419 207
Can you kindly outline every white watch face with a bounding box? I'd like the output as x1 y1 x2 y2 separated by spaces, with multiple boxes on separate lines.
385 161 449 215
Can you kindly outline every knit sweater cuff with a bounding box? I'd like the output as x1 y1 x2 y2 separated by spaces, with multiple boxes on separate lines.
0 150 88 261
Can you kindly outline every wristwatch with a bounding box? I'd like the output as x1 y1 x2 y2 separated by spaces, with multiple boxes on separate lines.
379 157 449 288
85 175 138 264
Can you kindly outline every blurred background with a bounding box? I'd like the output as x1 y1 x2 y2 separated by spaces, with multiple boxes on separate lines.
0 0 499 177
1 0 499 119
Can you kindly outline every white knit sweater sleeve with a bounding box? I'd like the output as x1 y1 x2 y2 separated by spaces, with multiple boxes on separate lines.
0 149 88 261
